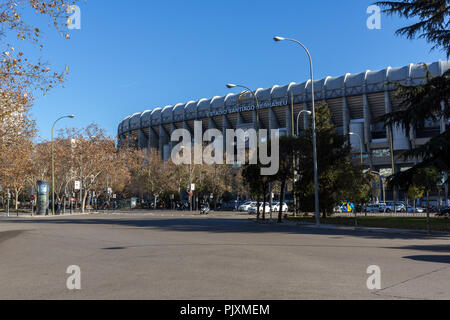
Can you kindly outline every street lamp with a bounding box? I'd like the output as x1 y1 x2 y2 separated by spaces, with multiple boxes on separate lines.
226 84 260 133
349 132 363 164
274 36 321 225
296 110 312 137
370 170 386 203
51 115 75 215
227 84 267 216
180 145 193 211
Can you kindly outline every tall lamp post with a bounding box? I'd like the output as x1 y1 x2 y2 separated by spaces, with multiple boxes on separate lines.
370 170 386 203
51 115 75 215
274 36 320 225
349 132 364 164
226 84 260 133
296 110 312 137
227 84 266 216
180 146 193 211
293 110 312 217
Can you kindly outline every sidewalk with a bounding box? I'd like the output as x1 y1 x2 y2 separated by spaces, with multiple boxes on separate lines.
295 221 450 236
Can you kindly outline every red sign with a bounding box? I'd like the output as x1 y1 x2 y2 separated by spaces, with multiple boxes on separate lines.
30 195 35 201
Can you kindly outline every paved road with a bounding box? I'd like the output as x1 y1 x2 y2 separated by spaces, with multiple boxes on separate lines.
0 212 449 300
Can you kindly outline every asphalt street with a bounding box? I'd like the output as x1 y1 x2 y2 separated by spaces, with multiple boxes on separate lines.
0 212 449 300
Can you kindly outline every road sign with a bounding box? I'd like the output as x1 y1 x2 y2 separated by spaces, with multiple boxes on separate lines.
30 195 35 202
74 181 81 190
191 184 195 191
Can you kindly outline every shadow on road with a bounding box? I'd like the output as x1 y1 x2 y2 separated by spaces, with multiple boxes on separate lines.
0 230 26 244
2 215 450 241
403 255 450 264
388 245 450 253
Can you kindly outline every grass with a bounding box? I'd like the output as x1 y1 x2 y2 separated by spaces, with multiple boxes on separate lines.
287 216 450 232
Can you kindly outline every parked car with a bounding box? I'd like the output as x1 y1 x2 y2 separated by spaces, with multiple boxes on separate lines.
216 203 236 212
340 202 355 213
381 201 406 213
334 206 343 213
437 207 450 217
364 204 382 213
271 202 289 213
238 201 256 212
248 202 271 215
407 206 425 213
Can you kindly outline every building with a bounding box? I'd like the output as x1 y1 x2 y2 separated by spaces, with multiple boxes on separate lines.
118 61 449 177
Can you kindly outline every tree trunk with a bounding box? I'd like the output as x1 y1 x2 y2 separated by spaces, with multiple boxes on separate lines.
15 191 19 211
262 191 267 221
82 192 88 214
426 191 431 234
257 197 261 221
406 197 409 215
278 179 286 223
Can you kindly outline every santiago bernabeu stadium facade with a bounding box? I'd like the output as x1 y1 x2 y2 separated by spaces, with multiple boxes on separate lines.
118 60 449 174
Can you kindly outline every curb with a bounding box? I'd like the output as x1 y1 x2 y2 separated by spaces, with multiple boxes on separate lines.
296 222 450 236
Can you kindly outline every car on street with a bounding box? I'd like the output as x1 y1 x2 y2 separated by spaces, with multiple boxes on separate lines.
216 203 236 212
437 207 450 217
238 201 256 212
340 202 355 213
407 206 425 213
271 202 289 213
364 204 382 213
248 202 271 215
381 201 406 213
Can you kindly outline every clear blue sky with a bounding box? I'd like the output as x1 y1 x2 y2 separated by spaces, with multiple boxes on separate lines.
27 0 446 140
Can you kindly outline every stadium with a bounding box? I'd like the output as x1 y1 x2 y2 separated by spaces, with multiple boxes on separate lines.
118 60 449 175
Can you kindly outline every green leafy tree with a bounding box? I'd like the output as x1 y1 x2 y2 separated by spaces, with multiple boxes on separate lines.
272 136 296 223
376 0 450 191
376 0 450 57
381 66 450 181
411 167 441 232
407 184 425 212
242 163 271 221
296 103 361 218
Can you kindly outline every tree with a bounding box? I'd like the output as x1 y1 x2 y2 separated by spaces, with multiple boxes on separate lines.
407 184 425 213
273 136 296 223
376 0 450 191
242 163 271 221
0 0 80 93
376 0 450 57
0 134 34 210
296 103 356 218
65 124 117 213
414 167 441 232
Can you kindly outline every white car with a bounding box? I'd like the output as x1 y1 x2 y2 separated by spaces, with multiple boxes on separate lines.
238 201 256 212
271 202 289 213
248 202 271 215
407 207 425 213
